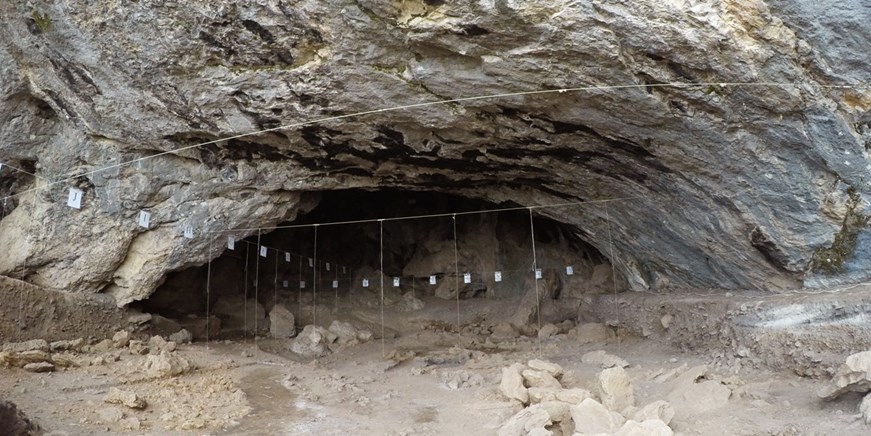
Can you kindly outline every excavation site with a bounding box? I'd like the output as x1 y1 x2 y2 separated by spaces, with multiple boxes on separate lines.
2 1 871 435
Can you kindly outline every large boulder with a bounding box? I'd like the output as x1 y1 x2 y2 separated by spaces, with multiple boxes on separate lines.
268 304 296 338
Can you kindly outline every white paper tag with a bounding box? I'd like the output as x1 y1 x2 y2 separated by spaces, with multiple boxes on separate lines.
227 236 235 250
463 273 471 284
429 275 437 285
332 280 339 289
260 246 267 257
0 163 3 171
182 224 194 239
138 211 151 228
362 279 369 288
326 262 330 271
282 280 288 288
67 188 83 209
299 280 306 289
343 266 347 274
308 258 313 267
535 269 542 279
393 277 400 287
494 271 502 282
285 252 291 262
566 266 574 275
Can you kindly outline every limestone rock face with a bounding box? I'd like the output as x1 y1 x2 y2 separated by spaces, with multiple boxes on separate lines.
1 0 870 306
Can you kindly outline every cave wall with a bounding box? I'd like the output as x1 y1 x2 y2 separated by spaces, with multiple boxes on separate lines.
0 0 869 307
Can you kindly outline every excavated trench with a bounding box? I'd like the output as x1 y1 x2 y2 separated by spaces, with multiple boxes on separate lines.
140 189 624 339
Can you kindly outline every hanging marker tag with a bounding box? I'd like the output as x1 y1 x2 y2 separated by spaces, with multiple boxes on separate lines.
182 224 194 239
283 280 288 288
228 236 235 250
343 266 347 274
535 269 542 279
285 252 291 262
463 273 471 284
67 188 83 209
495 271 502 282
138 211 151 228
429 275 437 285
566 266 574 275
332 280 339 289
362 279 369 288
307 258 313 268
326 262 330 271
260 246 267 257
300 280 306 289
393 277 400 287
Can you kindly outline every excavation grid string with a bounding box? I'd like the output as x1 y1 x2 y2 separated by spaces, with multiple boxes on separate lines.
2 80 866 204
605 204 621 355
529 209 542 358
254 229 262 353
206 237 213 349
312 225 319 327
379 219 385 358
452 215 461 341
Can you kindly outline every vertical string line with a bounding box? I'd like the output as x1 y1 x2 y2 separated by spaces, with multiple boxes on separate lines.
298 255 303 324
254 230 262 352
312 225 318 326
604 204 620 354
452 214 460 340
379 219 385 357
206 236 213 349
334 258 339 312
243 240 250 345
528 208 542 358
273 248 279 320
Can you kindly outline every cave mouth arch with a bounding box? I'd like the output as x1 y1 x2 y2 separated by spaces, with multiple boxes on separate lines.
142 189 625 339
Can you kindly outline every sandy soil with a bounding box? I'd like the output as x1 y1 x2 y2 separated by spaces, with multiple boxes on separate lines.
2 297 870 435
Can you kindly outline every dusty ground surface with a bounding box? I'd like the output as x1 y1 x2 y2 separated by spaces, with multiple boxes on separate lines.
2 295 871 435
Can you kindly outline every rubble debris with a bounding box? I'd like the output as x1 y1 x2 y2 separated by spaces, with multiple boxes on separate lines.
169 329 193 344
103 387 147 409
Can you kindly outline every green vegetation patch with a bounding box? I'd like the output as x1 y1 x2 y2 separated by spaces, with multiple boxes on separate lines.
809 187 870 274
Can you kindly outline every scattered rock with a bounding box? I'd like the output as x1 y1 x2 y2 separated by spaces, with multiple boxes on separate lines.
633 400 674 425
91 339 114 353
49 338 84 353
490 323 520 342
168 329 192 344
570 398 624 434
660 314 673 329
568 323 614 343
328 321 361 347
537 323 559 338
498 404 552 436
598 367 634 412
268 305 296 338
500 363 529 404
556 388 592 405
148 335 177 354
112 330 131 348
523 369 562 389
143 351 191 377
1 340 49 353
103 387 147 409
23 362 54 373
396 292 425 312
820 350 871 400
98 407 125 424
290 325 337 358
121 416 141 431
528 359 563 379
615 419 674 436
128 340 149 355
440 370 484 390
582 350 629 368
528 387 559 403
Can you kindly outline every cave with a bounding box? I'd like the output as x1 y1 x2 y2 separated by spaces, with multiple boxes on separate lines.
141 189 622 340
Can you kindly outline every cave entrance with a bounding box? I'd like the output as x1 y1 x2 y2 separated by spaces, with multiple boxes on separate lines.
144 190 622 340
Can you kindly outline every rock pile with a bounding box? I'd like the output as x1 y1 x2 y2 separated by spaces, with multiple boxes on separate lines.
497 358 676 436
290 321 374 358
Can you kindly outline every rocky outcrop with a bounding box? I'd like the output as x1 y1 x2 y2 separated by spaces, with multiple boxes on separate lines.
0 0 869 307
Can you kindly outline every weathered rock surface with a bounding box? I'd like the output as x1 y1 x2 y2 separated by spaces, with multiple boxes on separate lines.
268 304 296 338
820 350 871 399
570 398 624 434
103 387 147 410
500 363 529 404
290 325 336 358
143 351 191 377
0 0 869 308
598 367 635 413
0 400 40 436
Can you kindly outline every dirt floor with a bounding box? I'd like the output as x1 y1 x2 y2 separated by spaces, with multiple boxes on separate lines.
2 295 871 435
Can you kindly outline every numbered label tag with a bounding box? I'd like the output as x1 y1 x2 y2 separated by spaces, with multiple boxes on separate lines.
182 224 194 239
285 252 291 262
535 269 542 279
393 277 400 287
494 271 502 282
326 262 330 271
67 188 83 209
463 273 471 284
362 279 369 288
429 275 437 285
227 236 235 250
566 266 574 276
308 258 313 267
260 246 267 257
282 280 289 288
138 211 151 228
299 280 306 289
332 280 339 289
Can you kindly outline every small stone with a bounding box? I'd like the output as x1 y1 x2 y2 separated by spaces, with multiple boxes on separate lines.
127 340 149 355
329 321 361 346
556 388 591 405
615 419 674 436
1 339 49 353
497 404 552 436
143 351 191 377
168 329 192 344
92 339 114 353
147 336 176 354
500 363 529 404
49 338 84 353
98 407 124 424
570 398 624 434
598 366 634 412
112 331 131 348
537 323 559 338
660 314 673 329
103 387 147 409
23 362 54 373
527 387 559 403
522 369 562 389
582 350 629 368
121 416 141 431
528 359 563 378
633 400 674 425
